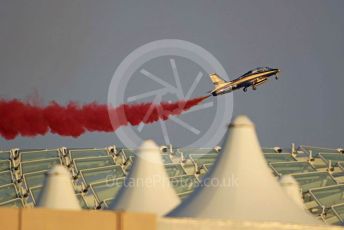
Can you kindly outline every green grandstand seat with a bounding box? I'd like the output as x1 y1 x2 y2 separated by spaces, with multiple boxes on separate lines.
76 193 88 209
190 154 218 166
103 198 114 207
89 178 125 203
319 153 344 166
120 149 136 159
19 149 60 162
262 148 275 153
69 149 109 159
0 151 10 160
29 186 42 205
338 162 344 171
323 214 342 225
262 147 288 153
196 163 212 177
0 184 18 203
301 146 340 158
117 149 137 169
331 203 344 224
170 175 199 195
23 170 47 189
122 156 134 171
113 153 126 165
20 158 61 174
0 171 13 186
203 164 213 172
0 160 11 172
165 163 187 177
73 156 115 172
0 198 24 207
310 185 344 209
264 153 296 163
269 161 316 175
181 163 197 175
177 148 218 157
161 154 172 164
291 172 337 193
80 166 125 185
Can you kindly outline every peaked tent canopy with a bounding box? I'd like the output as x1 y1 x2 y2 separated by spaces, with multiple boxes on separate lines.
168 115 320 225
109 140 180 216
37 165 81 210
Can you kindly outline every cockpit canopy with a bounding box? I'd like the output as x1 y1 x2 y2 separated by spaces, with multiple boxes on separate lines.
241 67 273 78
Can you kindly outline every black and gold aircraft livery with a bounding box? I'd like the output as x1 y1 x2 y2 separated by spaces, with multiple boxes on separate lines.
209 67 280 96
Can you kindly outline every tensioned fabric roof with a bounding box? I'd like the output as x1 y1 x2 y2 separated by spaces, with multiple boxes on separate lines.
37 165 81 210
168 115 321 225
109 140 180 216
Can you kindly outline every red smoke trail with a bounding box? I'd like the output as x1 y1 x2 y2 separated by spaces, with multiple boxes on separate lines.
0 96 209 140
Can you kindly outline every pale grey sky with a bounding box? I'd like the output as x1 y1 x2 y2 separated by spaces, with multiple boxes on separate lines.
1 0 344 149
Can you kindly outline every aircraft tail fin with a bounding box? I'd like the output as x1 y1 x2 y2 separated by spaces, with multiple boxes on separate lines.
209 73 226 86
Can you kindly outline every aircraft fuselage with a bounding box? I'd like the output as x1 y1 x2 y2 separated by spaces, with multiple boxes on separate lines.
210 67 280 96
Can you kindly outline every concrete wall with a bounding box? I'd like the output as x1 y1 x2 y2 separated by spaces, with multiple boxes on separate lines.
0 208 342 230
0 208 156 230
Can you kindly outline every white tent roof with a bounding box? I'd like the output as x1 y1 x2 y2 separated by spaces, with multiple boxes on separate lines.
168 115 320 225
109 140 180 216
37 165 81 210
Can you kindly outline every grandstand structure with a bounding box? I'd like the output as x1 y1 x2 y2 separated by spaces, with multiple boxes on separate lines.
1 144 344 225
2 112 344 229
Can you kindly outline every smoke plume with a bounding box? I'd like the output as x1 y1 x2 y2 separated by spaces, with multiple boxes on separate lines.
0 96 209 140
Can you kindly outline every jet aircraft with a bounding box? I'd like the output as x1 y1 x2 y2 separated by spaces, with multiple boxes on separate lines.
209 67 280 96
